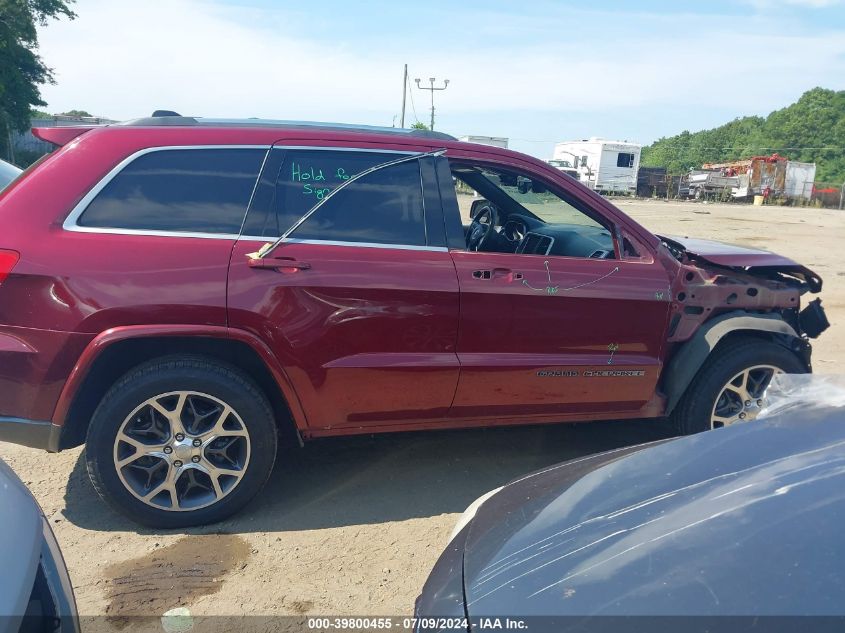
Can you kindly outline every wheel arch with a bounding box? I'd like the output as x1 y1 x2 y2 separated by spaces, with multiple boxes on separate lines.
662 310 810 415
52 325 308 450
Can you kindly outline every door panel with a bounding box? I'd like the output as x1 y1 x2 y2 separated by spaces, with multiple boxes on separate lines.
450 251 671 418
228 239 460 429
229 146 460 430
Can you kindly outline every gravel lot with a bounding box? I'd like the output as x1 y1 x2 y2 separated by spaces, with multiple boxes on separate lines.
1 198 842 626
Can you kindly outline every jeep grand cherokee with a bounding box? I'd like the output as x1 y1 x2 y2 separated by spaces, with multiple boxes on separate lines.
0 114 828 527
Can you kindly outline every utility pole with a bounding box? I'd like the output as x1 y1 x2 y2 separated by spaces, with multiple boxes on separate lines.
400 64 408 128
415 77 449 130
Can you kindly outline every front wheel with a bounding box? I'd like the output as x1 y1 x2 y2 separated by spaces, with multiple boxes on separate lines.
672 338 806 435
85 357 278 528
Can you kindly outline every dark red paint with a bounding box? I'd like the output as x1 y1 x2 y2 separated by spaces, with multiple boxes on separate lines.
0 122 823 447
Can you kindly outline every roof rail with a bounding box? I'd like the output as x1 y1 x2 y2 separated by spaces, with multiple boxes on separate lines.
118 115 199 127
118 112 457 140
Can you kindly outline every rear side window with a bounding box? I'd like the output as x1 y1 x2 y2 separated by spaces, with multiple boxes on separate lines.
77 148 266 234
253 149 427 246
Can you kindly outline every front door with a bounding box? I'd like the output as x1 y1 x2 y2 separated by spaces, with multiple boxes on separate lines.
228 147 460 431
439 158 671 420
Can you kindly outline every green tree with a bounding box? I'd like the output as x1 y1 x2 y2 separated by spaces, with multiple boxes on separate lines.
0 0 76 157
58 109 92 117
411 121 429 130
641 88 845 183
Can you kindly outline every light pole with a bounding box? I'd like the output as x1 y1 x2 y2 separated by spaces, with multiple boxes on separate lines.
415 77 449 130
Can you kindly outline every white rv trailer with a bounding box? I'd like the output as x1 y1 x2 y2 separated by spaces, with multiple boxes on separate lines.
458 135 509 149
552 138 641 193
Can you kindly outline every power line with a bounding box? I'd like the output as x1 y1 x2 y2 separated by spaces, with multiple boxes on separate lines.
504 138 845 151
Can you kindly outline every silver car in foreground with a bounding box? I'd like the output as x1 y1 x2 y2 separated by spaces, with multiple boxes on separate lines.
0 459 78 633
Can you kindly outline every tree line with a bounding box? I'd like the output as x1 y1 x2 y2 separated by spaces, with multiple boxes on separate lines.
641 88 845 185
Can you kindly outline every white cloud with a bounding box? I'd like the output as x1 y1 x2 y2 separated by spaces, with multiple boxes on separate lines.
35 0 845 136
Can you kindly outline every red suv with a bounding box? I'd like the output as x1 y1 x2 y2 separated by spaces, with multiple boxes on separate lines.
0 114 828 527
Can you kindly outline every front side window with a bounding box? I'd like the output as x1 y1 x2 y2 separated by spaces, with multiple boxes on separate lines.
269 150 426 246
77 148 266 234
451 162 616 259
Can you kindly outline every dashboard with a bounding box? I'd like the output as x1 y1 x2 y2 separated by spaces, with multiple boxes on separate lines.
503 214 616 259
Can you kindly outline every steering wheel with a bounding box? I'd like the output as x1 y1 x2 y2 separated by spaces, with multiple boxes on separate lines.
467 203 499 252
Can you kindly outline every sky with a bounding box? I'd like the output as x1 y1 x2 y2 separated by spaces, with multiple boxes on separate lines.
36 0 845 158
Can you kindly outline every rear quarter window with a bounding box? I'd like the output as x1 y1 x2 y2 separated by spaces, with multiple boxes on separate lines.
76 148 266 234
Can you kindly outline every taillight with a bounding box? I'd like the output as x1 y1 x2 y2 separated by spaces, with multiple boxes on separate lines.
0 249 19 284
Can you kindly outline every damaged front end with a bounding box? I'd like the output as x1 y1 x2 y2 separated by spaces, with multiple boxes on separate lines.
658 235 829 344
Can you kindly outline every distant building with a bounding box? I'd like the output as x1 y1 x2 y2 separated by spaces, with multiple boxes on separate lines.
458 135 508 149
10 114 114 164
552 138 641 194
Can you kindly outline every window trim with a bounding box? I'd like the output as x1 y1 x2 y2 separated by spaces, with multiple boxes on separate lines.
62 145 272 239
66 145 445 252
255 147 445 255
240 236 448 252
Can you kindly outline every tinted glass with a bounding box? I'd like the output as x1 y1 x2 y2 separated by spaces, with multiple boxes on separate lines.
259 150 399 236
78 148 266 233
268 150 426 246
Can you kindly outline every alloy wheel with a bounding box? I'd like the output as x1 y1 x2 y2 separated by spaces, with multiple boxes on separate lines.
710 365 782 429
113 391 251 511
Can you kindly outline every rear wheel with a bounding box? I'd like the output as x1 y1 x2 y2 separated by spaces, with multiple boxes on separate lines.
86 357 277 528
672 338 806 435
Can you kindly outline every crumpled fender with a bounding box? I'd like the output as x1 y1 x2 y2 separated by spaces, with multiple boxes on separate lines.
662 310 805 414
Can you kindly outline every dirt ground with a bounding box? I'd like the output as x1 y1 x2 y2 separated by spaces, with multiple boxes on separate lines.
1 199 843 627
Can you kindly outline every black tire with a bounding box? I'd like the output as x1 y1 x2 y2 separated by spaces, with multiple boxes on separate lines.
85 356 278 528
671 338 806 435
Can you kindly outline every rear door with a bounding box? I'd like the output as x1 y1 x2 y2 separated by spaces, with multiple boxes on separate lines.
58 146 268 330
228 147 460 432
